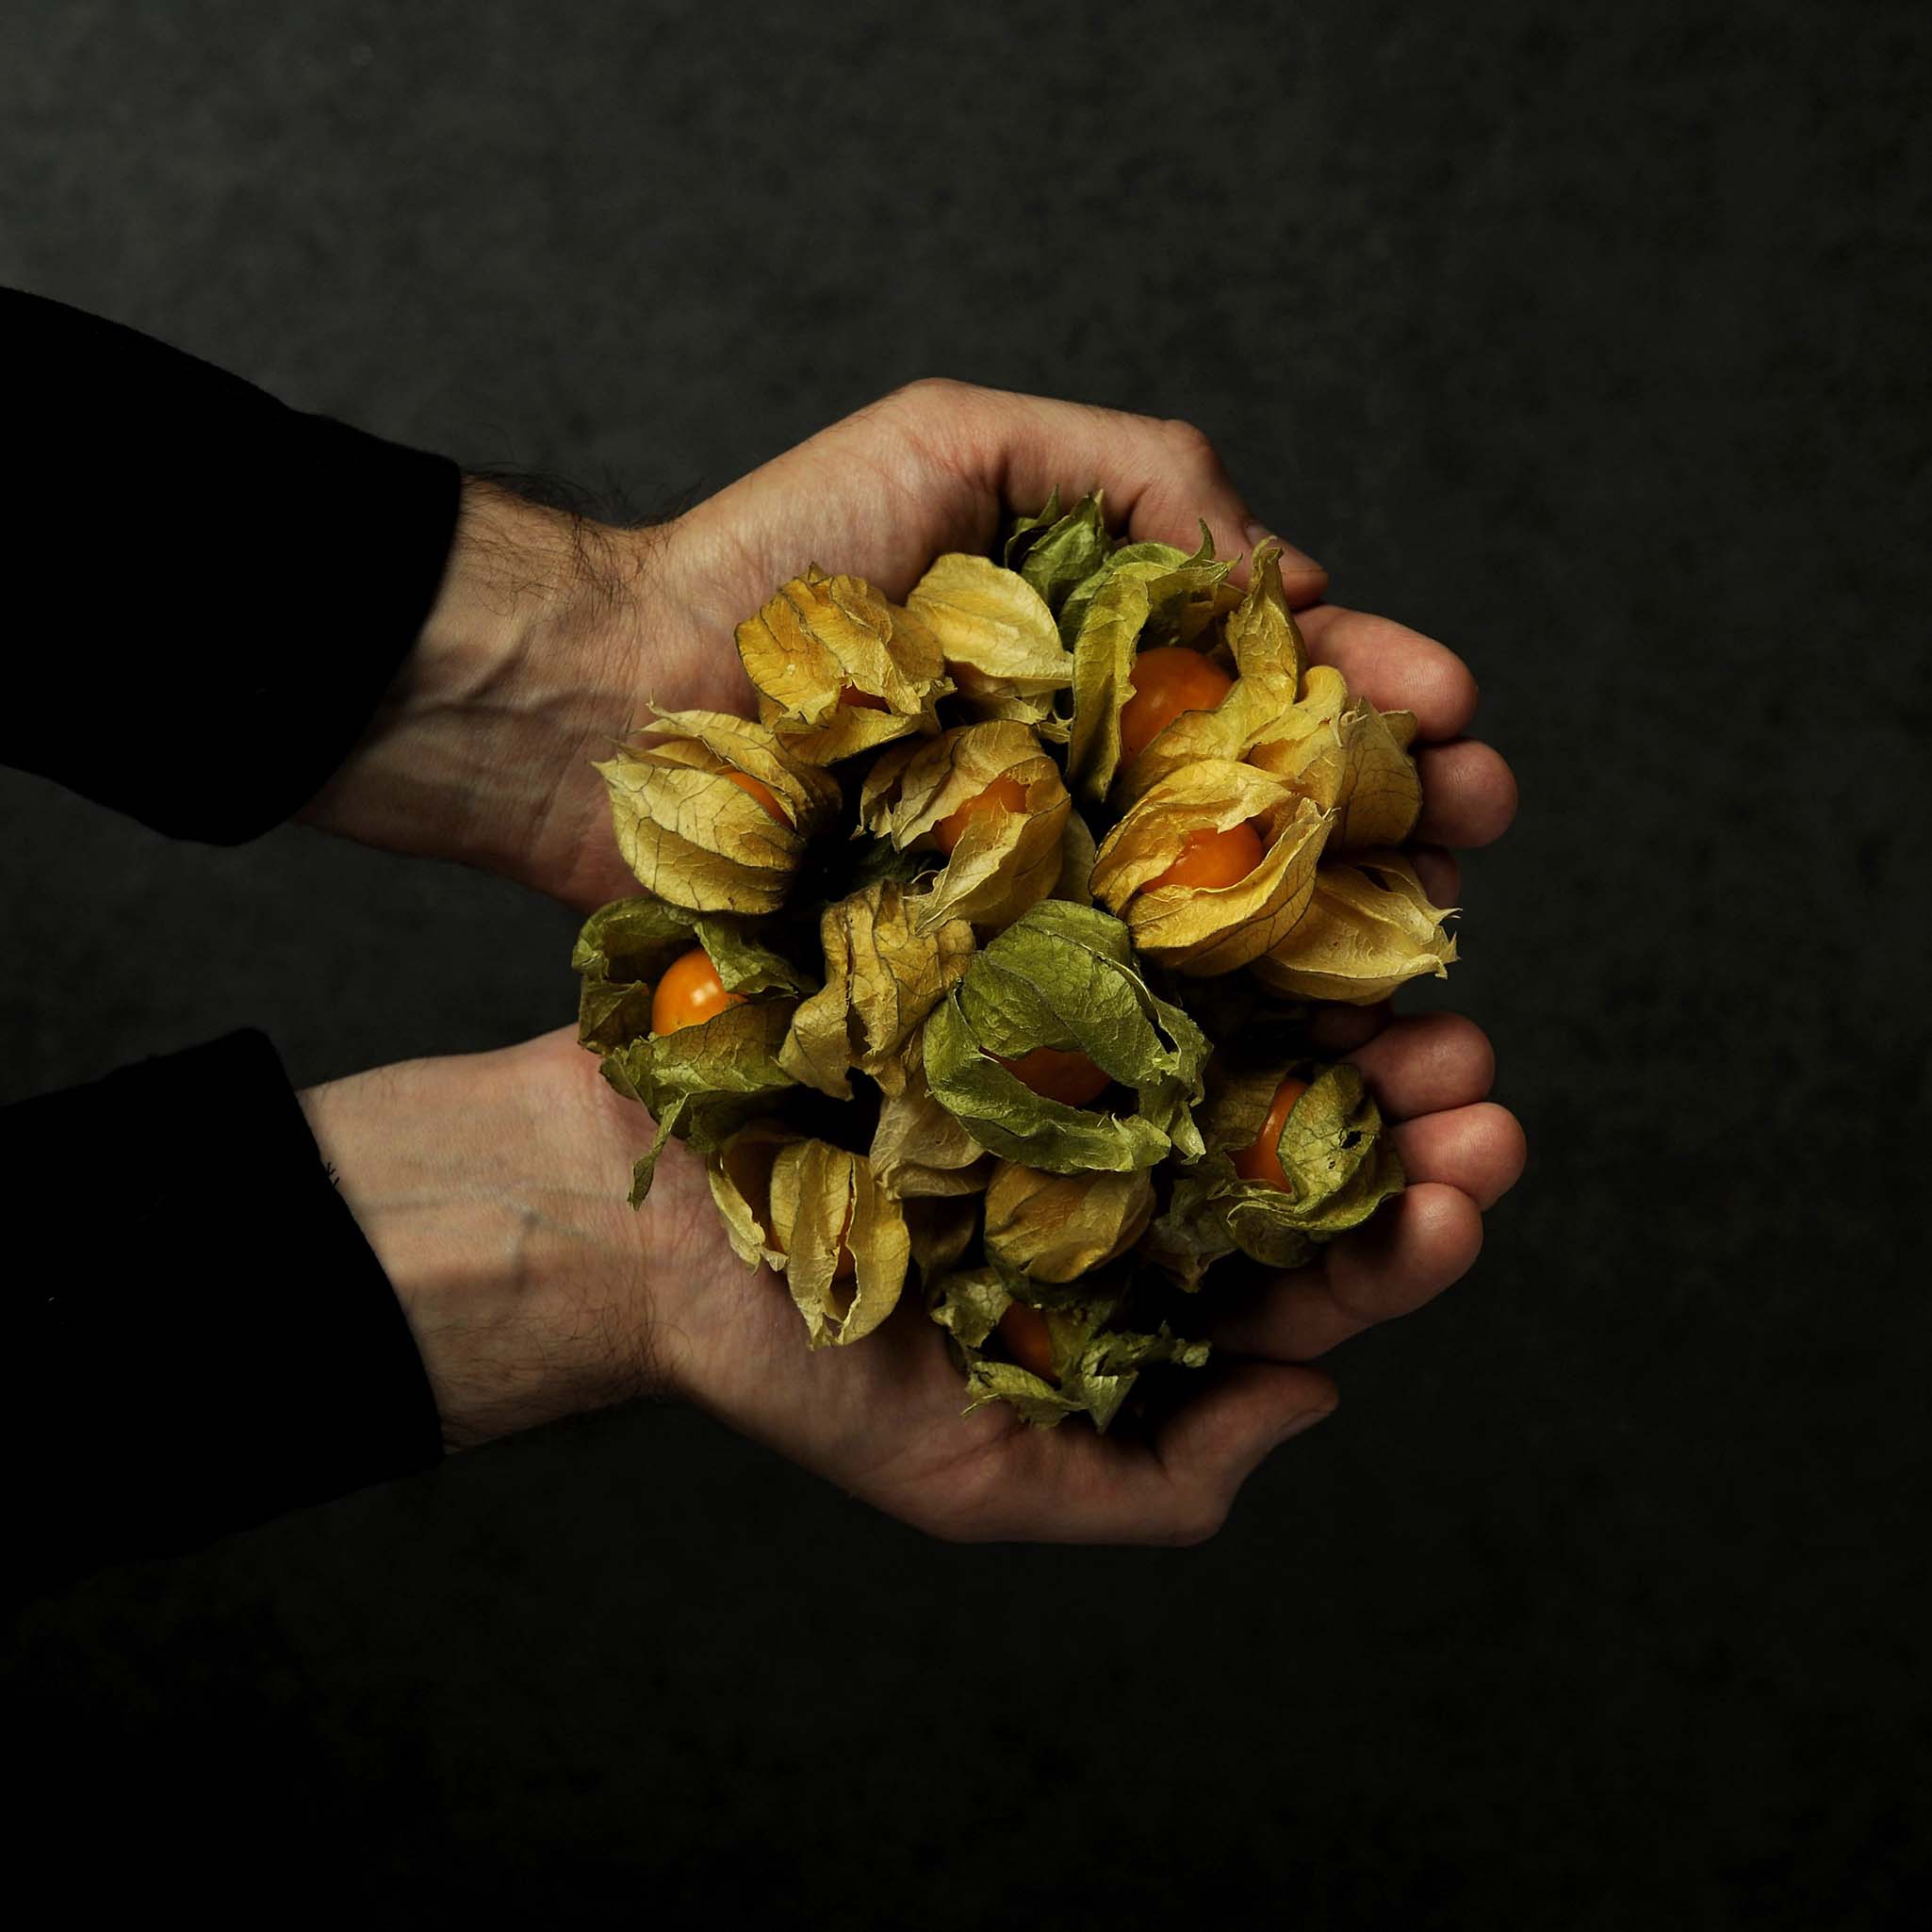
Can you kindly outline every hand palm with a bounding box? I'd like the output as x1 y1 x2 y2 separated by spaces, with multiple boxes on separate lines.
533 380 1524 1543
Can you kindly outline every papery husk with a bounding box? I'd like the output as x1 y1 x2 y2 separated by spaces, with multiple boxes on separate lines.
1143 1060 1406 1285
571 894 808 1203
595 710 843 913
1089 761 1334 974
859 720 1072 932
735 567 952 763
1252 850 1458 1004
904 553 1072 738
927 1267 1209 1433
869 1045 992 1199
570 893 808 1056
1247 663 1422 853
1114 540 1310 803
1002 488 1112 615
601 999 800 1206
923 899 1208 1174
704 1118 797 1271
767 1140 910 1347
982 1162 1154 1284
778 880 975 1099
1063 531 1242 803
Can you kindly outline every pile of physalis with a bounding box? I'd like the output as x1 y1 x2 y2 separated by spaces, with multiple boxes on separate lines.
570 493 1457 1433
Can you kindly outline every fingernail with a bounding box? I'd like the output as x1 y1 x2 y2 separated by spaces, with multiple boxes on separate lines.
1243 520 1325 578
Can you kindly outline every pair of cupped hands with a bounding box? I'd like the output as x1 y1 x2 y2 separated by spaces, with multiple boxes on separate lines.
300 380 1524 1547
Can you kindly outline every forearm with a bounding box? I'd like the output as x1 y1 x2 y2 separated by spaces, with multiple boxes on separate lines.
296 1033 670 1450
0 1032 444 1603
296 480 651 900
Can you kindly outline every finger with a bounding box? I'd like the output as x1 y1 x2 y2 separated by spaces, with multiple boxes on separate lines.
1415 741 1518 847
1410 844 1461 907
969 1359 1334 1547
1345 1011 1496 1120
1307 1000 1393 1054
1150 1359 1339 1539
1296 605 1479 739
911 382 1328 600
1206 1182 1483 1362
1391 1103 1528 1210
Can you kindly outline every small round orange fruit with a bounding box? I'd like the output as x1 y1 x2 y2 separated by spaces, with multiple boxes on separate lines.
838 684 891 712
993 1043 1113 1107
1232 1075 1311 1189
722 767 794 827
1118 647 1234 764
649 947 744 1038
998 1301 1056 1381
932 773 1030 854
1150 821 1265 892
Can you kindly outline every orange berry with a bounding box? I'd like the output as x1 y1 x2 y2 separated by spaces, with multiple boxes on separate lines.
1150 821 1265 892
932 773 1030 854
649 947 744 1037
998 1301 1056 1381
1231 1075 1311 1189
722 767 794 827
993 1043 1113 1107
838 684 891 711
1118 647 1234 765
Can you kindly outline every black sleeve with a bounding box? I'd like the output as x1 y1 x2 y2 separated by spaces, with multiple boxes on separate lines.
3 1031 446 1607
1 292 460 1603
1 287 462 843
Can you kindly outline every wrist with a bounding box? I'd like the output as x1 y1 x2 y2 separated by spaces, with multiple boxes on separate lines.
299 479 657 898
299 1037 670 1450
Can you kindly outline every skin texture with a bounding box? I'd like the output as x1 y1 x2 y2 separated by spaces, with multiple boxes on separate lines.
296 378 1525 1547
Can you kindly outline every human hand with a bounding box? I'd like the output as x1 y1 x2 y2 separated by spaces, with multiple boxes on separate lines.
301 381 1516 914
300 379 1524 1539
301 1005 1523 1544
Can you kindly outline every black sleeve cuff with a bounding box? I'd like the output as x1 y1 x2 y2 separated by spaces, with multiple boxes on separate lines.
2 1030 446 1602
1 287 463 844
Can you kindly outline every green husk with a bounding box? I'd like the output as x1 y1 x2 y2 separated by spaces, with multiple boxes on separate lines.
922 899 1208 1173
927 1268 1209 1432
572 895 808 1203
1143 1060 1405 1285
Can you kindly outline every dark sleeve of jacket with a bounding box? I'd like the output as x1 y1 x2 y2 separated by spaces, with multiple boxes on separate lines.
1 289 461 1604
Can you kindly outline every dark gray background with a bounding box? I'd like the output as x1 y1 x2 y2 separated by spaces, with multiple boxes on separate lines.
3 0 1926 1922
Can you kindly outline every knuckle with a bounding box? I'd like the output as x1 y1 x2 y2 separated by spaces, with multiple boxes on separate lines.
890 374 972 410
1162 416 1219 467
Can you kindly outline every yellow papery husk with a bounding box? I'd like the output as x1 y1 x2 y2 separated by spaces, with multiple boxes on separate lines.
982 1162 1155 1284
594 710 842 914
1252 850 1459 1004
705 1119 798 1272
1089 761 1335 975
767 1140 911 1348
863 719 1072 933
1114 540 1307 804
904 553 1072 739
779 880 975 1100
869 1045 991 1200
735 568 952 764
1248 664 1422 854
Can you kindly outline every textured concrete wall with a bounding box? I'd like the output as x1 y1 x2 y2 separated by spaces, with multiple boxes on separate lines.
3 1 1925 1921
